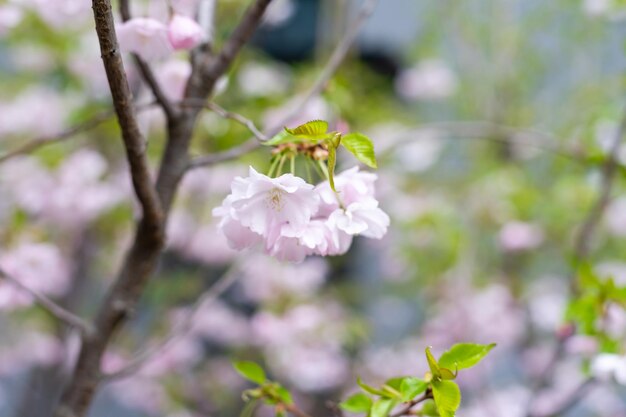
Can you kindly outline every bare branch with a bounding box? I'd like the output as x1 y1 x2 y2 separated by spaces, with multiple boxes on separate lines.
187 0 379 169
103 263 240 382
572 106 626 267
0 102 156 166
0 111 113 164
276 0 379 129
0 268 94 336
523 104 626 417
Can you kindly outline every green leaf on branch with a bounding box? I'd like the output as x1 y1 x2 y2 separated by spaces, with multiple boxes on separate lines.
438 343 496 371
400 377 428 401
264 129 299 146
286 120 329 139
233 361 266 385
370 398 396 417
425 347 441 379
431 380 461 417
339 393 373 413
421 400 440 416
276 386 293 405
341 132 378 168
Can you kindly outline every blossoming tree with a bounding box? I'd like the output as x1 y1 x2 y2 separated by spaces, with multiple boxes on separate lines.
1 1 626 417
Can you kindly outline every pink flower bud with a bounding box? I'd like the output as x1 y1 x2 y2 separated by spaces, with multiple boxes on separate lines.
167 14 203 50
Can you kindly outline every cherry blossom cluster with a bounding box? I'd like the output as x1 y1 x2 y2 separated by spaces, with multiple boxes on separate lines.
213 166 390 263
117 13 204 61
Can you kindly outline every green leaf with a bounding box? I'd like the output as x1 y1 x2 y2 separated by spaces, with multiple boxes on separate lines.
276 386 293 405
370 398 396 417
438 343 496 371
339 393 373 413
286 120 329 138
420 400 440 416
233 361 266 385
431 380 461 417
400 377 428 401
425 347 441 378
357 377 386 396
341 132 377 168
439 368 457 380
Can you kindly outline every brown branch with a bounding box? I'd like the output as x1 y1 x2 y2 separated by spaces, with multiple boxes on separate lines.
187 0 379 170
0 268 94 336
284 403 316 417
53 0 165 416
54 2 272 416
390 391 433 417
102 264 240 382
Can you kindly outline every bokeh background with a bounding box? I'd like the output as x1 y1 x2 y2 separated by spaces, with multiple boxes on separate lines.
1 0 626 416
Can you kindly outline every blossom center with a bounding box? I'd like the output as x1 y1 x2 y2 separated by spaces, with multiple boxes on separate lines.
266 188 286 211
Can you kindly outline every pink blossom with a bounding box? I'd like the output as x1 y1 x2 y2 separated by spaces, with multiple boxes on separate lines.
156 59 192 101
167 14 204 50
316 166 377 215
498 221 544 252
0 242 70 310
117 18 172 61
591 353 626 384
0 4 22 36
213 167 319 249
327 200 390 239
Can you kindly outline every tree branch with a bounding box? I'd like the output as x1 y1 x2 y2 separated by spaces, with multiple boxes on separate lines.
102 264 240 382
187 0 379 170
0 111 113 164
54 1 165 416
524 104 626 417
390 391 433 417
0 268 94 336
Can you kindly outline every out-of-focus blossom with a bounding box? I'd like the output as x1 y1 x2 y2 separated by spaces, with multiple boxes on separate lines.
0 242 70 310
167 14 204 50
26 0 91 29
460 386 531 417
393 128 444 172
238 62 290 97
395 59 457 101
527 279 567 332
605 197 626 237
0 4 22 36
0 88 67 137
565 335 598 356
583 0 611 16
498 221 544 252
262 0 295 26
156 59 192 101
172 0 199 17
108 377 167 414
591 353 626 384
139 337 202 377
188 300 250 346
117 18 172 61
594 120 626 164
239 255 327 302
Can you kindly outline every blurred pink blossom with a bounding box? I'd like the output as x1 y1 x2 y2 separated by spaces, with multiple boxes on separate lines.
0 242 70 310
156 59 192 101
395 59 457 101
117 18 172 61
168 14 204 50
498 221 544 252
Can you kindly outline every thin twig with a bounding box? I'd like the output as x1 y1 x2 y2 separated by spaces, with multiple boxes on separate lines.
530 378 595 417
0 111 113 164
183 99 267 141
390 391 433 417
0 268 94 336
0 102 156 166
102 264 240 382
524 104 626 417
284 403 315 417
187 0 379 169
